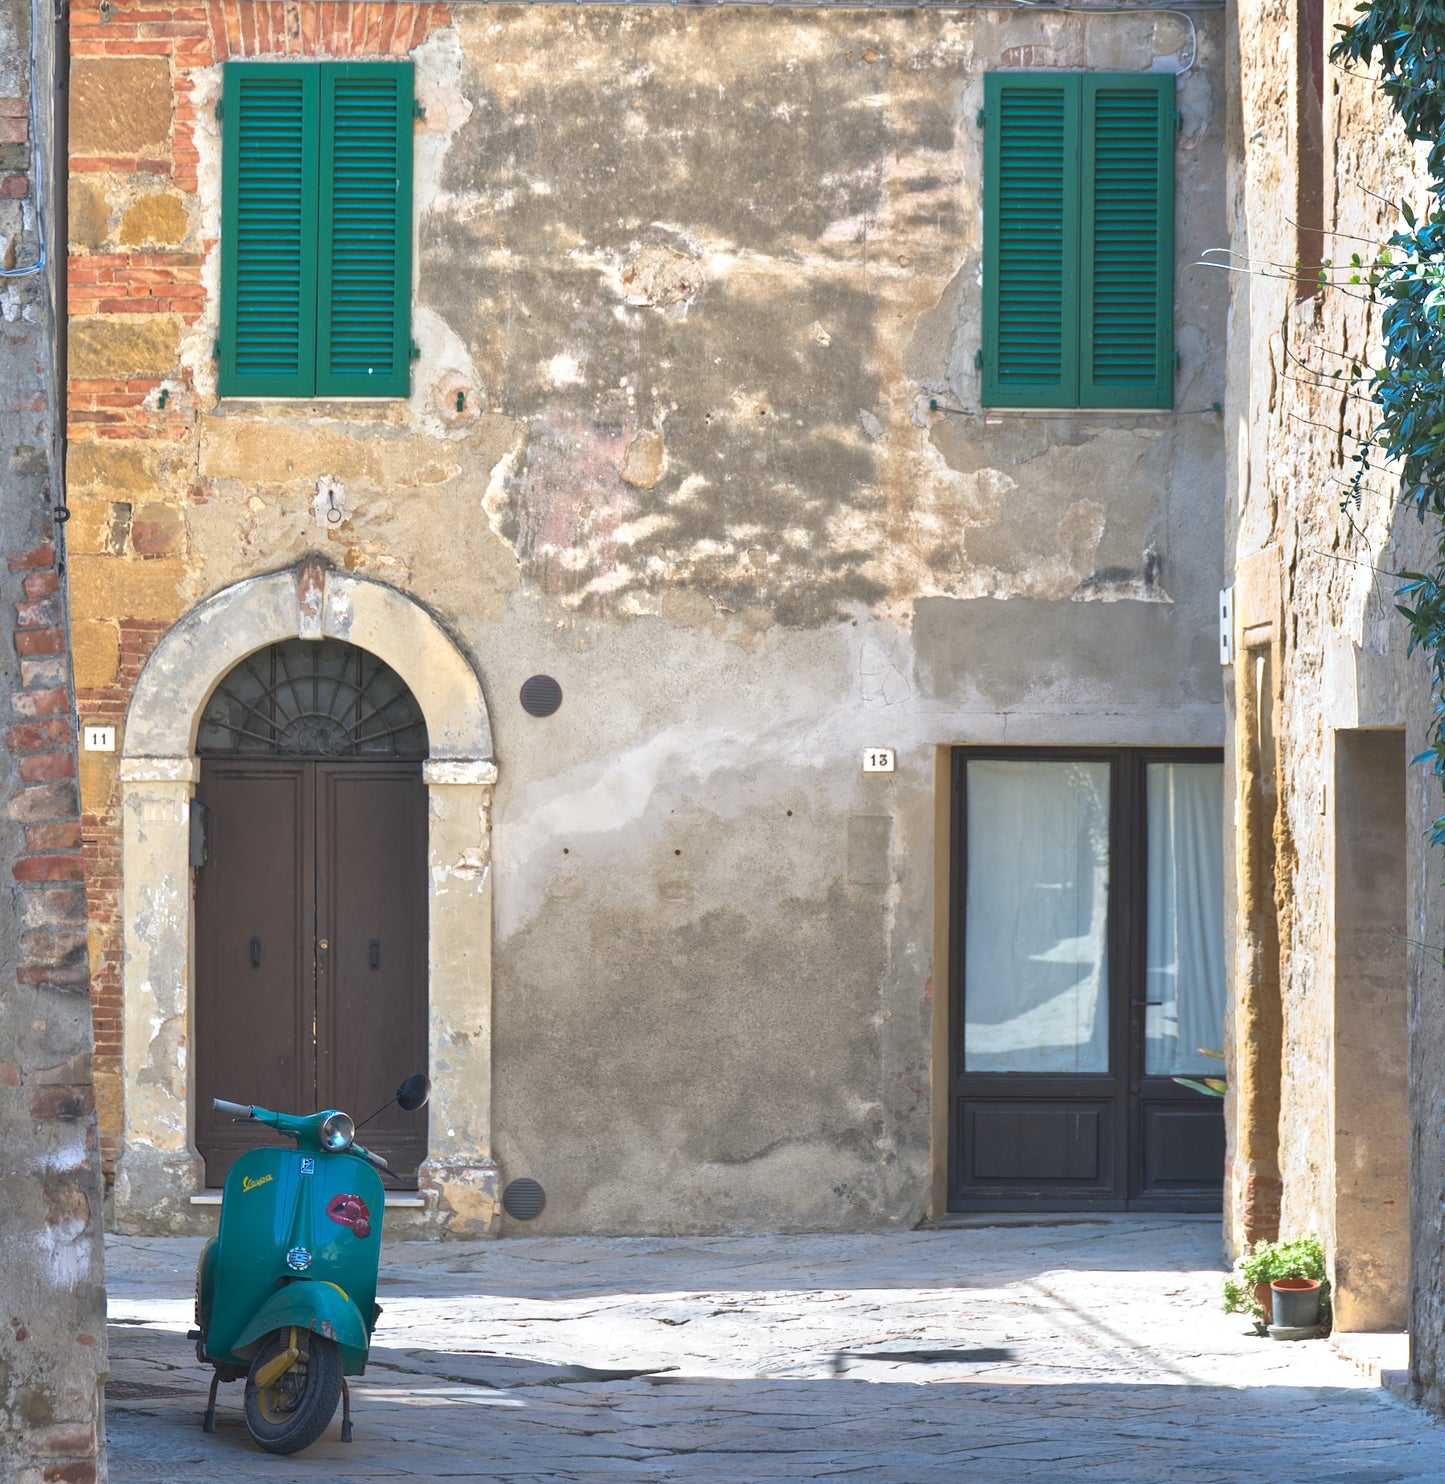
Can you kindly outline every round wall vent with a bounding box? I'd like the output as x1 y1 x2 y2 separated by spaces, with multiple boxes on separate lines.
502 1177 547 1221
520 675 563 717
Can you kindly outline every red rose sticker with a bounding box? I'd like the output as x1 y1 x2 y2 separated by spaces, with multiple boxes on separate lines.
326 1192 372 1239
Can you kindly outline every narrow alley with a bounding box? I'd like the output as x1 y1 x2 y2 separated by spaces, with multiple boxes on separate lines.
104 1218 1441 1482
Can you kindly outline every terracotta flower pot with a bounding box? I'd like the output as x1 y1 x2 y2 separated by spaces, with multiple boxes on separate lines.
1270 1277 1322 1329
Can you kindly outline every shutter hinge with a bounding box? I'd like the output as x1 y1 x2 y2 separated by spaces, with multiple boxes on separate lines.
413 99 426 120
409 340 422 361
212 339 220 359
1174 349 1181 370
975 347 984 369
215 97 222 122
977 107 986 129
1175 110 1183 134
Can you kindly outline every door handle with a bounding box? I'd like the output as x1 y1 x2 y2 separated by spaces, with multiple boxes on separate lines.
250 936 261 968
1130 1000 1166 1008
369 939 381 970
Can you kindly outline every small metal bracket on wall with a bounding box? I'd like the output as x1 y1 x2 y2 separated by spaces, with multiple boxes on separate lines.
1218 587 1234 666
189 799 208 867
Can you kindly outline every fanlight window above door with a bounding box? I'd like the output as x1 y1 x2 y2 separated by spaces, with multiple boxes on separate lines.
197 639 428 758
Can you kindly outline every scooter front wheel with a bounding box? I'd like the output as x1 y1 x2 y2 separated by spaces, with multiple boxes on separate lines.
243 1327 343 1455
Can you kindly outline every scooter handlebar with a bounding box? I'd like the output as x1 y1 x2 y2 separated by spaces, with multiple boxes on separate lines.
355 1143 392 1174
213 1098 254 1119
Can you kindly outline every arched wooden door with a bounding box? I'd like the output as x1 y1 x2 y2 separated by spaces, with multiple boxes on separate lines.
194 640 429 1187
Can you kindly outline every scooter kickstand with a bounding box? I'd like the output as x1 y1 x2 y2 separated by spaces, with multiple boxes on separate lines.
202 1369 221 1434
340 1376 353 1442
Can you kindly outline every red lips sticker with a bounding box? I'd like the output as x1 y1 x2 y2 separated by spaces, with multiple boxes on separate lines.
326 1193 372 1238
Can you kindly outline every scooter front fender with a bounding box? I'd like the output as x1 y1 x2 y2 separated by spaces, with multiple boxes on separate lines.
231 1280 370 1376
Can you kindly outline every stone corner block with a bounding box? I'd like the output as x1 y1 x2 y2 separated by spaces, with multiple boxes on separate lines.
417 1157 501 1239
70 316 181 381
70 58 172 158
112 1144 203 1235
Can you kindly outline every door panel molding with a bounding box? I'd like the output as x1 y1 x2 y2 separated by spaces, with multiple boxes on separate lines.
317 762 427 1180
194 760 314 1183
195 759 427 1188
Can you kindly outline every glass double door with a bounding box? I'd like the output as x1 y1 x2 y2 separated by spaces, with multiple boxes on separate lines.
948 748 1225 1210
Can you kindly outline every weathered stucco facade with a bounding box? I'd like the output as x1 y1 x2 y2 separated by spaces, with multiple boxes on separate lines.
69 0 1226 1237
1224 0 1444 1388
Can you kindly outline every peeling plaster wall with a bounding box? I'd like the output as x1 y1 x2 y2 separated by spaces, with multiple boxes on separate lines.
70 3 1225 1234
1226 0 1438 1375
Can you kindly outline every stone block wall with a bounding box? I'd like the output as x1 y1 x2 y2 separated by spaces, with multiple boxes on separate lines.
1225 0 1440 1379
1 0 108 1468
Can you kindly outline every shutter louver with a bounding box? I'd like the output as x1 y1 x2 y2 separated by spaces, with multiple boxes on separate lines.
220 65 318 397
983 75 1080 407
982 71 1174 410
1081 76 1174 408
316 63 413 398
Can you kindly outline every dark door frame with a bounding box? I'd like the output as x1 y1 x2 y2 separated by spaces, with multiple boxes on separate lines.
947 745 1226 1213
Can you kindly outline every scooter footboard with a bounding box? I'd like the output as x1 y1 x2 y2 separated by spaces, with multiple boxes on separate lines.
231 1281 370 1375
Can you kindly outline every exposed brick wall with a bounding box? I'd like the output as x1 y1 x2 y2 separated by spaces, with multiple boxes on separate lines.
1 95 30 204
2 0 107 1464
82 618 166 1179
6 542 87 993
67 0 452 1183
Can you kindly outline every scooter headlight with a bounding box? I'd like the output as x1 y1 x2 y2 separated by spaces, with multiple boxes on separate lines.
319 1112 355 1152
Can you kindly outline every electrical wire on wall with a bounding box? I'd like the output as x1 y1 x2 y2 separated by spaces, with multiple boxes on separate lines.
1 0 47 279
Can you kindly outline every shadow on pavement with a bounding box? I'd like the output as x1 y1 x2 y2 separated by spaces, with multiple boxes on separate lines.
107 1359 1442 1484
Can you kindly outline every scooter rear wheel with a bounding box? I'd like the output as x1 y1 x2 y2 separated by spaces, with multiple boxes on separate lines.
243 1327 343 1455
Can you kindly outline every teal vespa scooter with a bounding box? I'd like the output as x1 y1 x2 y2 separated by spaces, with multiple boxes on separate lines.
190 1073 430 1454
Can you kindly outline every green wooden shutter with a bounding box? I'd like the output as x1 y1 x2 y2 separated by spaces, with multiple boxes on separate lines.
316 62 413 399
1080 74 1174 409
982 74 1081 408
219 64 319 398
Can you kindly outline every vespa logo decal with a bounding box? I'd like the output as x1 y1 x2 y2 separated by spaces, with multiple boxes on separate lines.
241 1173 273 1194
326 1193 372 1239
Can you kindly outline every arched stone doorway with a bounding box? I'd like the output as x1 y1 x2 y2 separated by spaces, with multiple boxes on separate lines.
194 639 431 1188
114 559 499 1237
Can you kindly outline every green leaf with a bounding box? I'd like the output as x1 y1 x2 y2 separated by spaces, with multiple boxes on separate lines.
1173 1076 1226 1098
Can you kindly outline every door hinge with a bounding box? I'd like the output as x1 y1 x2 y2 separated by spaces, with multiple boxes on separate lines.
1175 110 1183 134
977 107 986 129
212 338 220 360
215 97 222 122
975 347 984 369
189 798 207 868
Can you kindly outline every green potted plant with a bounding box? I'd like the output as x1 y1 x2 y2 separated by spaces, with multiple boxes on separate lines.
1223 1234 1329 1334
1173 1047 1226 1099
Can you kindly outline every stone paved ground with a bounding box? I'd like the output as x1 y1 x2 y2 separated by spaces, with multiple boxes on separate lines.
104 1217 1444 1482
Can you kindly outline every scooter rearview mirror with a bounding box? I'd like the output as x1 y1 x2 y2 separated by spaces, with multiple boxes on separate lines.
397 1073 431 1112
355 1072 432 1132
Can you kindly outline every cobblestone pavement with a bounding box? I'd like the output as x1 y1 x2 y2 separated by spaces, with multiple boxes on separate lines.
104 1217 1443 1482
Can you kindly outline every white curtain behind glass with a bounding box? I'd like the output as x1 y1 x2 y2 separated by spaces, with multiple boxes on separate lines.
964 760 1111 1073
1145 762 1225 1075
